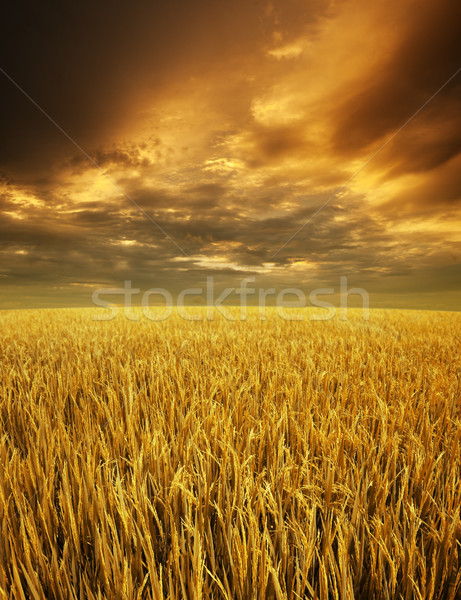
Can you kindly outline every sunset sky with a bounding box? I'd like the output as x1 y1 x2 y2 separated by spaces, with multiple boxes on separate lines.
1 0 460 309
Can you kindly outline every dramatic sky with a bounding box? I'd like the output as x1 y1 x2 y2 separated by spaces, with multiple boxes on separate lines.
1 0 460 309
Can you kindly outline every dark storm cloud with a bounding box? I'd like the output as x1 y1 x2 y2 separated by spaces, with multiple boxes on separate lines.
379 153 461 217
331 0 461 171
0 189 384 278
1 187 460 309
0 0 327 179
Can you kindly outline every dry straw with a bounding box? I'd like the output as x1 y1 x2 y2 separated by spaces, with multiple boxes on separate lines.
0 307 460 599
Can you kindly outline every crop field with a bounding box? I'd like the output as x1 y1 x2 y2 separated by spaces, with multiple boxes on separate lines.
0 307 460 600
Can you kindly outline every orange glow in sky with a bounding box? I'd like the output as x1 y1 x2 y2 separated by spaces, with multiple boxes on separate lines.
0 0 460 309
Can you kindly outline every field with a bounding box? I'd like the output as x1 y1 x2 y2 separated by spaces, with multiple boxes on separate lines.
0 307 460 599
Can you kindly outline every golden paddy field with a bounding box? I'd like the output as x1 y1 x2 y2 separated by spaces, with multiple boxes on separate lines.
0 308 460 599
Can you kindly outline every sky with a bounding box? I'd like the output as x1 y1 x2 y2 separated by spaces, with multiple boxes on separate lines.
0 0 460 310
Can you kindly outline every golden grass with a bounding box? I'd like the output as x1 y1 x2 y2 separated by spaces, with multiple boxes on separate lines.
0 307 460 599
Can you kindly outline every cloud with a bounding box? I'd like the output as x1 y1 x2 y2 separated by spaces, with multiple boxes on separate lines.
0 0 327 175
0 0 460 309
379 153 461 217
331 0 461 165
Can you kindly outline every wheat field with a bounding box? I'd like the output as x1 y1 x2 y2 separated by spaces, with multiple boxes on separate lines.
0 307 460 599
